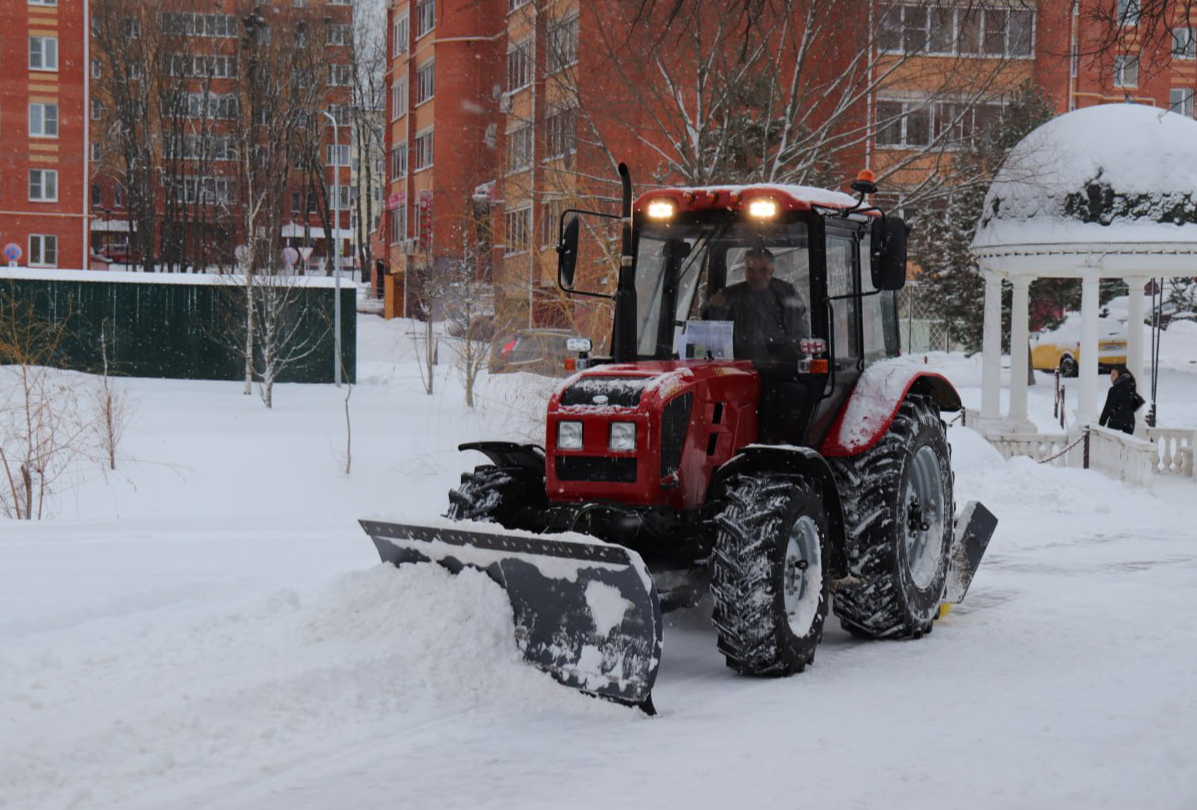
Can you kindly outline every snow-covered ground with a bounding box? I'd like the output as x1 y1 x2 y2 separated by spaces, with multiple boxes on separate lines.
3 317 1197 810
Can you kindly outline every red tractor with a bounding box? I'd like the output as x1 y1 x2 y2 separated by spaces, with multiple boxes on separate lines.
362 166 995 713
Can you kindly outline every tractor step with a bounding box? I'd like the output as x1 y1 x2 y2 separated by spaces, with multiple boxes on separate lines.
360 519 663 711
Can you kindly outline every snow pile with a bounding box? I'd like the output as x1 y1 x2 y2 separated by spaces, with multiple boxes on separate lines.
974 103 1197 249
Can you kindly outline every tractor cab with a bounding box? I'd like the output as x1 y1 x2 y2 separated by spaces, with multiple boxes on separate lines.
557 173 909 446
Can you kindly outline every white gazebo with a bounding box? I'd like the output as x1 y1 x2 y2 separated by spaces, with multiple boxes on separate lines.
971 103 1197 433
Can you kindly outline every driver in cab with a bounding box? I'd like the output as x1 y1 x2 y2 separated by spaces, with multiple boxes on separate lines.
705 246 809 366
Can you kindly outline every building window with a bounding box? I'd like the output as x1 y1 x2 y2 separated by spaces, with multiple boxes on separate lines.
328 185 354 209
328 24 351 46
29 0 58 5
1173 28 1196 59
1114 55 1139 87
390 205 407 244
540 198 567 247
415 61 435 105
326 144 351 166
29 36 58 71
391 143 408 178
393 15 408 56
29 169 58 201
92 98 103 120
415 0 435 38
327 104 353 125
509 0 531 11
29 103 59 138
91 142 102 161
173 177 235 205
91 59 101 78
545 107 576 158
391 77 407 120
330 64 353 86
507 40 532 91
505 125 532 173
1170 88 1194 117
162 13 237 37
91 184 102 207
29 235 58 267
413 128 433 170
547 15 579 73
876 100 929 147
504 206 531 255
1118 0 1140 26
879 4 1033 58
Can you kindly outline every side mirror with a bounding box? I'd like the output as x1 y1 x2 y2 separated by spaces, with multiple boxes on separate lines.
557 216 580 289
870 216 908 291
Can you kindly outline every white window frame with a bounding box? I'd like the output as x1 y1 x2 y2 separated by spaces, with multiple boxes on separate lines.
29 36 58 71
29 103 59 138
544 107 577 159
1170 88 1194 117
416 0 435 38
390 205 407 245
505 125 532 173
413 128 434 171
1173 28 1196 60
878 4 1034 59
391 77 407 120
326 144 351 166
29 0 59 6
393 15 408 56
507 40 532 92
415 60 435 106
91 142 102 161
1118 0 1140 26
1114 54 1139 87
330 64 353 87
504 206 532 256
29 234 58 267
391 142 408 178
547 15 579 73
29 169 59 202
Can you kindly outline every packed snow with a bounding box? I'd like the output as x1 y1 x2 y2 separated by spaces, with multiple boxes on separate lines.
3 315 1197 810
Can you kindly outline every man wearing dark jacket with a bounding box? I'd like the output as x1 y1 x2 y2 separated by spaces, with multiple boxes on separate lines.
1099 367 1145 435
705 247 810 366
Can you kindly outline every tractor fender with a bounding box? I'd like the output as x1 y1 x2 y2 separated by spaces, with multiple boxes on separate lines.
819 363 962 458
459 441 546 478
709 445 848 581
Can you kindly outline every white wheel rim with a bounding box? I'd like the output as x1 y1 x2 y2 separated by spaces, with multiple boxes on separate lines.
783 516 822 635
904 446 945 589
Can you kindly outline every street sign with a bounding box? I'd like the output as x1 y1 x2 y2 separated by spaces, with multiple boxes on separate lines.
281 247 299 267
298 246 314 261
4 243 22 262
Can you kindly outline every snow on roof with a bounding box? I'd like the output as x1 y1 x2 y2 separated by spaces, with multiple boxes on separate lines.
639 183 861 210
972 103 1197 253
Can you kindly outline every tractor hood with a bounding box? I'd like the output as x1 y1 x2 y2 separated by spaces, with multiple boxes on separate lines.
546 361 761 510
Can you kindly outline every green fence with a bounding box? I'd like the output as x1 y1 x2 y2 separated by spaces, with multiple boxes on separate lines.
0 271 355 383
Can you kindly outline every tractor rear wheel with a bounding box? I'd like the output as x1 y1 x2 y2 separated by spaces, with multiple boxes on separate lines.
710 474 830 676
829 395 953 640
446 465 542 529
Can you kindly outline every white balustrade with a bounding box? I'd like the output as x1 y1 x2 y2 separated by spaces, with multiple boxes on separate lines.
1146 428 1195 478
1087 425 1156 488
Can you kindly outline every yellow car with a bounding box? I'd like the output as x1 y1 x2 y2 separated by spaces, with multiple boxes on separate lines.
1031 316 1127 377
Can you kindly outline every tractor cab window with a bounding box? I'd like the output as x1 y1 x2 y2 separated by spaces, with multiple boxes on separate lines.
860 232 900 361
826 234 860 363
634 221 812 366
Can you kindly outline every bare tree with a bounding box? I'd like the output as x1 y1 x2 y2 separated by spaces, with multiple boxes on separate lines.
0 292 90 520
92 320 134 471
247 275 331 409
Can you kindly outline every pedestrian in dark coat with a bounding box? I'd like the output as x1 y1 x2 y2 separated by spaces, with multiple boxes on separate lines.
1099 367 1145 435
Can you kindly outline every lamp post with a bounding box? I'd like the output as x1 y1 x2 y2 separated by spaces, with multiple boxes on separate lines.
321 108 342 388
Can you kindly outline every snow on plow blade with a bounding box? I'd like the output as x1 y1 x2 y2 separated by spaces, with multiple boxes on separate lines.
943 501 998 604
360 519 663 710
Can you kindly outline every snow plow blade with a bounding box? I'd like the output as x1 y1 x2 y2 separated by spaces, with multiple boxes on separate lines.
943 500 998 604
360 519 663 711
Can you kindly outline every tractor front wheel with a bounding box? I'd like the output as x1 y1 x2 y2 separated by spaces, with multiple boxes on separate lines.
446 465 542 529
829 395 953 640
710 474 830 676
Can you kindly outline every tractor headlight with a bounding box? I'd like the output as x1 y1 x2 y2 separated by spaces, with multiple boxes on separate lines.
609 422 636 452
646 200 676 219
748 198 778 218
557 421 583 450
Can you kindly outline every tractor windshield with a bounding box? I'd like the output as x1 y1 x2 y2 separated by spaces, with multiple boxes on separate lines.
634 221 811 364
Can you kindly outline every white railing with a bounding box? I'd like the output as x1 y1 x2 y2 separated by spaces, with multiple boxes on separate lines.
1088 425 1156 488
1146 427 1195 478
986 432 1073 467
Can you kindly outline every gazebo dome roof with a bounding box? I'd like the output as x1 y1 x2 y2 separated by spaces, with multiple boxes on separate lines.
971 103 1197 266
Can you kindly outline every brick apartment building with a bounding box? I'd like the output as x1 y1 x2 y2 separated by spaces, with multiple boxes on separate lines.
379 0 1197 328
0 0 355 273
0 0 90 270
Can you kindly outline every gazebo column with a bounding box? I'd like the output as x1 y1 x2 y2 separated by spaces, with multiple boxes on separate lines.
1007 276 1034 431
1127 278 1145 386
1078 271 1101 424
981 270 1003 424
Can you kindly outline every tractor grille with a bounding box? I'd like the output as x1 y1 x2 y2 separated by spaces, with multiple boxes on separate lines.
560 377 650 408
659 393 693 478
556 456 638 483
